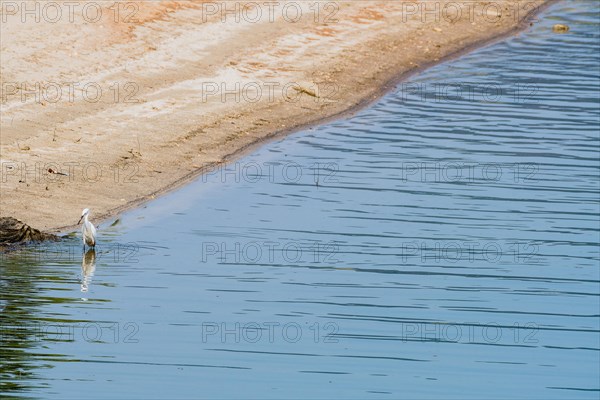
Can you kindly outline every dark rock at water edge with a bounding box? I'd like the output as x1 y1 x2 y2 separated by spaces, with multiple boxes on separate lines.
0 217 59 245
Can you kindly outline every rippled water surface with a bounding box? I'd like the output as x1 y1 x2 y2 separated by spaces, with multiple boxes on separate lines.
2 2 599 398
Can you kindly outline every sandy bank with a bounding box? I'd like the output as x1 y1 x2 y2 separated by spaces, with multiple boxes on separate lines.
0 0 551 232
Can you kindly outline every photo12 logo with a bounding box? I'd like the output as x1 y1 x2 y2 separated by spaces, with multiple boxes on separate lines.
0 322 140 344
201 161 339 185
400 322 540 344
201 321 340 344
200 240 339 264
197 81 339 104
1 161 139 184
1 81 140 105
0 242 141 264
0 2 139 24
400 1 540 24
398 82 539 104
199 2 340 24
398 162 539 184
399 241 540 264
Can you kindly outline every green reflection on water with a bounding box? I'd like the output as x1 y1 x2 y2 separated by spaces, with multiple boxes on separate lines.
1 245 97 396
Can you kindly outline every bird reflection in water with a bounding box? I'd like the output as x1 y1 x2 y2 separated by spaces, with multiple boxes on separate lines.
81 248 96 300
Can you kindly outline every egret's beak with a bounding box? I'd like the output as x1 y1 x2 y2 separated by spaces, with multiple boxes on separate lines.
77 215 83 225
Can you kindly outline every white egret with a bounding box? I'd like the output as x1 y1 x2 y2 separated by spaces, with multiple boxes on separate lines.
78 208 97 249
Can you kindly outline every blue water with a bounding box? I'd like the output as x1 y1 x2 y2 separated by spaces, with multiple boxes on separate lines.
1 1 599 398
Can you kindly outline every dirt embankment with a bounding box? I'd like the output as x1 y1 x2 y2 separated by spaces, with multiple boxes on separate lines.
0 0 551 233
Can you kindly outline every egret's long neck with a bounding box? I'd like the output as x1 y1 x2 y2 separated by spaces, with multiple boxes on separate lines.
84 214 89 223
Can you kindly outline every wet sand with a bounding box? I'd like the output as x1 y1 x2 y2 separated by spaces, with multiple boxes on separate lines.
0 0 552 232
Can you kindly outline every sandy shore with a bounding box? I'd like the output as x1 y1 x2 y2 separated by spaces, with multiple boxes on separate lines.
0 0 551 233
